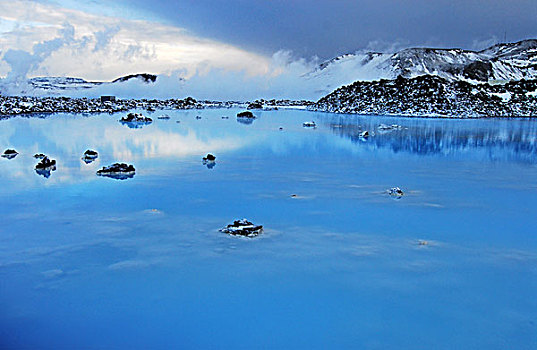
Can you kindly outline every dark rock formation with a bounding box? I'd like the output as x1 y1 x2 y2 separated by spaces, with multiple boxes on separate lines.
247 100 264 109
2 149 18 159
313 75 537 118
34 153 46 159
462 61 494 82
34 156 57 178
82 150 98 164
112 73 157 83
120 113 153 128
220 219 263 237
96 163 135 180
237 111 255 118
388 187 404 198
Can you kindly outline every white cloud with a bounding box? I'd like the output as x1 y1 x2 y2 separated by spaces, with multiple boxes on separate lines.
0 0 272 81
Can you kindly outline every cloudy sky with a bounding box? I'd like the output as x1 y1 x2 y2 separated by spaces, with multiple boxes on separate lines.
0 0 536 84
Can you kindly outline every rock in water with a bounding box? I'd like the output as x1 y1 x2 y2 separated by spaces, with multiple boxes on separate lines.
35 156 57 178
96 163 135 180
82 149 98 163
388 187 404 198
303 121 316 127
120 113 152 128
157 114 170 120
34 153 46 159
237 111 255 119
236 111 256 125
203 154 216 161
2 149 18 159
202 154 216 169
220 219 263 237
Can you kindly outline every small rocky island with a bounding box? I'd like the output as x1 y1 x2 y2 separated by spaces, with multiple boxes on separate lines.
35 156 57 178
96 163 135 180
2 149 18 159
82 150 98 164
220 219 263 237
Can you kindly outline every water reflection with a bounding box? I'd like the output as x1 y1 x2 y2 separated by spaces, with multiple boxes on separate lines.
322 115 537 163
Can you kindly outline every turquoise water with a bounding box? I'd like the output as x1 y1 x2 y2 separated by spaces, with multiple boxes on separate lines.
0 109 536 349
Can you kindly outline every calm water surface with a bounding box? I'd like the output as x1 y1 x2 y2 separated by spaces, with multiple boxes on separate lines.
0 109 536 349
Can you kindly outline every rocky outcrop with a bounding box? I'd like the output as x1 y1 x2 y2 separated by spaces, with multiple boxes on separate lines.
82 150 98 164
313 75 537 118
120 113 153 128
220 219 263 237
35 156 57 178
2 149 18 159
96 163 135 180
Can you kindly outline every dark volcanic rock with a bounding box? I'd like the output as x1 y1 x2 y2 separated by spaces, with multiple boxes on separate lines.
96 163 135 180
120 113 153 128
112 73 157 83
463 61 494 82
237 111 255 118
220 219 263 237
203 153 216 161
247 100 264 109
2 149 18 159
237 111 256 125
35 156 57 178
82 149 98 164
202 153 216 169
388 187 404 198
313 75 537 118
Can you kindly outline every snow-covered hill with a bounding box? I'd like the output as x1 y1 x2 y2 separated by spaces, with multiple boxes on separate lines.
16 74 157 94
305 39 537 95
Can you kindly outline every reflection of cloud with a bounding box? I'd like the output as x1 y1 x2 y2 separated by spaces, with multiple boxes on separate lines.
0 113 262 190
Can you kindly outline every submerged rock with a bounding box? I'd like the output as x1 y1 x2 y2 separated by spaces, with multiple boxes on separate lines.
359 130 370 138
388 187 404 198
2 149 18 159
220 219 263 237
96 163 135 180
378 124 404 131
34 153 46 159
35 156 57 178
82 149 98 163
157 114 170 120
303 121 316 127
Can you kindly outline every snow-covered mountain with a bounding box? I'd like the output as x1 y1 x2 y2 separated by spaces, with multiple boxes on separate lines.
305 39 537 95
25 74 157 92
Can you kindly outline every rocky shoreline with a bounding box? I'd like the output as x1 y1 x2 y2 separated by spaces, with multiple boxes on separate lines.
0 95 313 117
312 75 537 118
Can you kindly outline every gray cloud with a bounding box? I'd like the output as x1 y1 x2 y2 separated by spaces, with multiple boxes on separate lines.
114 0 537 59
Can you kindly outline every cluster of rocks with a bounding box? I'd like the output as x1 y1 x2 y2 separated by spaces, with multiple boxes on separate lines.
96 163 136 180
312 75 537 118
35 155 57 178
247 99 315 110
120 113 153 128
0 96 206 116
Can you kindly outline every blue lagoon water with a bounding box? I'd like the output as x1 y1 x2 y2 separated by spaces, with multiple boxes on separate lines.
0 109 536 349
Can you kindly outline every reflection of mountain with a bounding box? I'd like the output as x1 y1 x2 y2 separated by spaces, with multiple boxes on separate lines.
323 117 537 163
